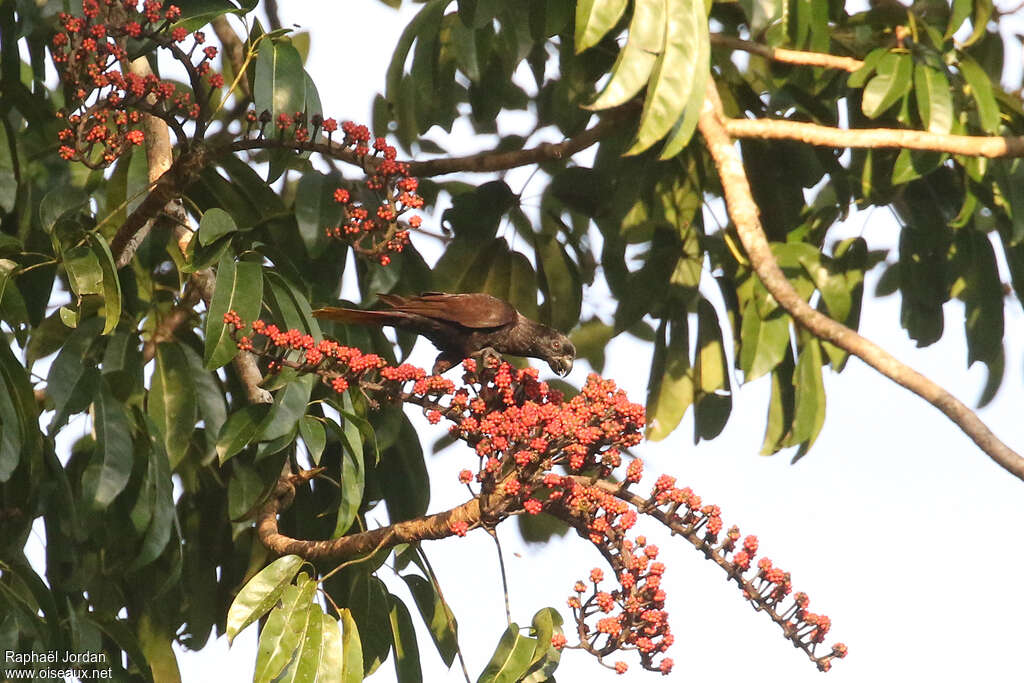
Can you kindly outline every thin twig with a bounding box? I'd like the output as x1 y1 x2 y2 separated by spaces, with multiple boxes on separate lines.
710 34 863 72
487 527 513 626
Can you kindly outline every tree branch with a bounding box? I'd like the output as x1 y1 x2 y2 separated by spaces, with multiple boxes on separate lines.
256 470 508 563
226 109 628 178
697 80 1024 481
723 116 1024 157
709 35 864 72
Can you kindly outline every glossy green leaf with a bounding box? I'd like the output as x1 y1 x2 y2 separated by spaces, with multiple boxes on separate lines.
181 344 227 464
575 0 628 53
646 315 693 441
84 382 133 509
228 460 268 520
534 233 581 333
64 244 103 296
128 418 175 571
960 56 1000 134
378 415 428 523
785 330 826 449
348 573 392 674
0 342 41 482
254 574 316 682
198 208 238 246
325 409 365 538
760 352 795 455
388 594 422 683
587 0 666 110
0 120 16 213
847 47 888 88
739 301 790 382
217 403 272 464
226 555 304 644
318 613 344 683
299 415 326 465
254 39 306 121
258 373 314 444
522 608 562 682
629 0 709 155
477 623 536 683
277 596 322 683
148 343 198 469
339 608 364 683
204 252 263 369
694 298 728 394
402 574 458 667
46 317 102 432
913 63 953 134
91 233 122 335
861 52 912 119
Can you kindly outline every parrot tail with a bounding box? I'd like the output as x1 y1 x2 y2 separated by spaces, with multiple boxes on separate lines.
312 307 402 326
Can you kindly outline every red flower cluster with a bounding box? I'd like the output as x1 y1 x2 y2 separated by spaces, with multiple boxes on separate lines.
52 0 224 168
223 315 844 674
324 123 422 266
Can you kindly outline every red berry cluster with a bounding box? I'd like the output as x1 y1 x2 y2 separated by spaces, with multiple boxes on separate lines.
326 123 422 266
222 314 844 674
52 0 223 167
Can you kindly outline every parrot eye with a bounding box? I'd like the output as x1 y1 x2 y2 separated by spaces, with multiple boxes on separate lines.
552 340 561 351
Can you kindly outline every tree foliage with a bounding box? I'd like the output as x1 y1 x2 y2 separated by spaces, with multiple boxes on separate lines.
0 0 1021 680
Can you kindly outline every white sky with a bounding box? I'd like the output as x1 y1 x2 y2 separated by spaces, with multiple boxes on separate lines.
47 1 1021 681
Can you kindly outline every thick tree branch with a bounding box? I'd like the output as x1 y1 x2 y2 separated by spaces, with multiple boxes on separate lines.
709 35 864 72
697 80 1024 481
256 470 509 563
724 116 1024 157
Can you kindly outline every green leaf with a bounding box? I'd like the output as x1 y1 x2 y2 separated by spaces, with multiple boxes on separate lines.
181 344 228 464
646 315 693 441
324 408 365 538
739 301 790 382
575 0 628 53
522 608 562 682
587 0 666 110
64 244 103 296
46 317 102 432
258 373 314 445
861 52 912 119
299 415 326 465
228 460 267 520
254 574 316 682
89 233 122 334
226 555 304 644
388 594 422 683
378 415 428 523
339 608 364 683
785 330 826 450
913 63 953 134
198 208 238 246
534 233 581 333
318 613 344 683
254 39 306 121
628 0 710 155
84 382 133 509
204 252 263 370
960 56 1000 134
401 574 458 667
847 47 888 88
348 573 392 674
128 418 175 571
477 623 536 683
277 597 322 683
760 351 795 454
148 343 198 469
217 403 272 464
0 119 17 213
0 342 42 483
295 171 343 258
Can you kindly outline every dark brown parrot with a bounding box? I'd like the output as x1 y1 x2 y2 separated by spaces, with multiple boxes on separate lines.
313 292 576 376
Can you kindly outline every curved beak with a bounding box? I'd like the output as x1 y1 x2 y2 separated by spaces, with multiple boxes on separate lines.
549 356 573 377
